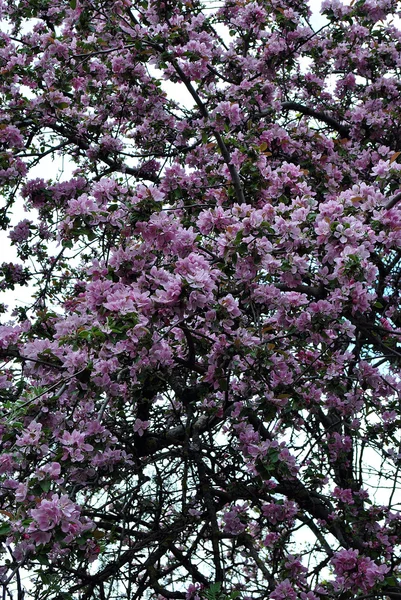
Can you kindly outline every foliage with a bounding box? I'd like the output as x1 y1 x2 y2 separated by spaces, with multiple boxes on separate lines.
1 0 401 598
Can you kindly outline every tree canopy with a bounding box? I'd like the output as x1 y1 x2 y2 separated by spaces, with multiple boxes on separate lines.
1 0 401 598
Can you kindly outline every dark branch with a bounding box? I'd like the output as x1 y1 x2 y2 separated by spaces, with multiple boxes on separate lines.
255 102 350 138
385 191 401 210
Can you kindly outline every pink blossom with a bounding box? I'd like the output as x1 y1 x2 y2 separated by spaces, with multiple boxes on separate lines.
153 276 182 305
9 219 32 243
332 487 354 504
331 549 389 592
186 584 201 600
29 497 62 532
175 253 216 291
0 125 24 148
219 294 241 317
35 462 62 481
28 494 89 546
67 194 98 217
15 483 28 502
213 101 243 126
60 430 94 462
103 288 135 313
222 504 248 535
16 422 43 448
270 579 297 600
0 453 16 474
133 419 150 437
262 500 298 525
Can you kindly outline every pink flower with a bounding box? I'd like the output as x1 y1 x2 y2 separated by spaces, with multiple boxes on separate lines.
67 194 98 217
133 419 150 437
16 422 43 448
9 219 32 243
103 288 135 313
15 483 28 502
99 135 123 153
222 504 248 535
333 487 354 504
29 498 62 532
153 276 182 305
213 101 243 126
28 530 52 545
175 253 216 291
28 494 88 543
219 294 241 317
262 500 298 525
270 579 297 600
60 430 94 462
186 584 201 600
0 453 16 474
35 462 62 481
372 159 391 177
0 125 24 148
331 549 389 592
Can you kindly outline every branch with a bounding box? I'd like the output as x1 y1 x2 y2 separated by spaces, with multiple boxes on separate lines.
296 514 334 557
274 282 326 299
256 102 350 138
385 191 401 210
240 534 274 586
0 346 64 370
169 545 209 587
244 411 363 551
190 435 224 582
169 60 246 205
79 521 189 591
49 123 160 183
282 102 350 137
135 412 219 457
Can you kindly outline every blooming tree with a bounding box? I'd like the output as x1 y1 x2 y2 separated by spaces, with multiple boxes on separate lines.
1 0 401 598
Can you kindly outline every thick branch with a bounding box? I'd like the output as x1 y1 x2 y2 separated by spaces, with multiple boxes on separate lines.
281 102 350 137
244 411 363 551
274 282 326 298
135 412 217 457
385 191 401 210
256 102 350 137
191 433 224 583
169 545 210 587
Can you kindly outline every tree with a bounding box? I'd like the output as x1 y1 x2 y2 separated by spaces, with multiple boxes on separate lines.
1 0 401 597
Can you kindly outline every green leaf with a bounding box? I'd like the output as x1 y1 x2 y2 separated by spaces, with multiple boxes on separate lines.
36 554 50 566
270 452 279 463
40 480 51 493
76 536 87 546
203 583 222 600
0 523 11 536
